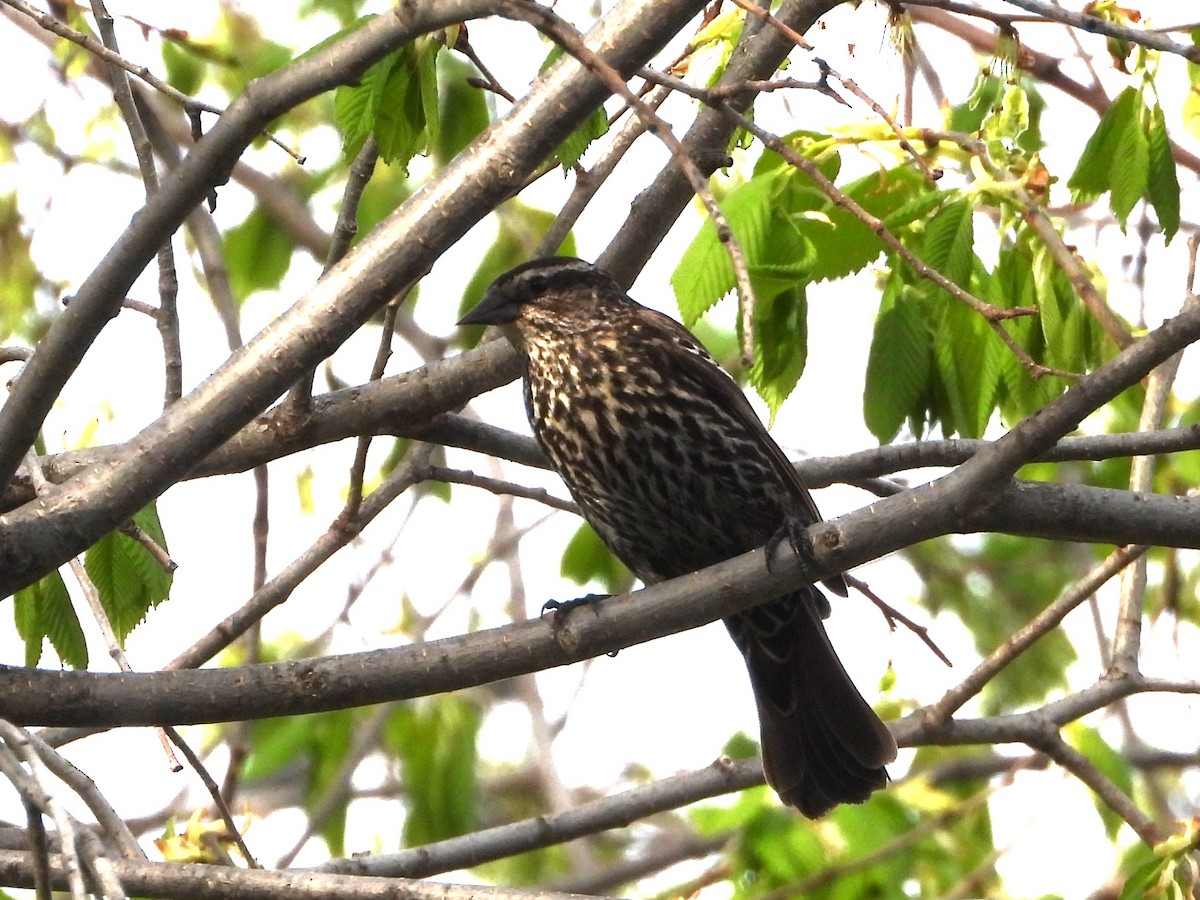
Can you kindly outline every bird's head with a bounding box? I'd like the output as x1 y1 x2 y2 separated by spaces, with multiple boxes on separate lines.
458 257 630 350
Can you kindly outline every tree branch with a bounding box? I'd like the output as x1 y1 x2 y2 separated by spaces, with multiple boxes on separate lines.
0 0 712 595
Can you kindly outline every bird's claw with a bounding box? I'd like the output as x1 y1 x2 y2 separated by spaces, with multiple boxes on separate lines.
540 593 610 619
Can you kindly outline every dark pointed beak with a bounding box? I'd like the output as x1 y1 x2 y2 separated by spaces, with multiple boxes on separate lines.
458 288 521 326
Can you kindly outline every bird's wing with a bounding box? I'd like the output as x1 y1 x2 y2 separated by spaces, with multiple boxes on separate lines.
635 306 827 527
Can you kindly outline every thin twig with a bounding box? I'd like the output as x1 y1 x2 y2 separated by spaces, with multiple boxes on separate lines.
701 101 1065 384
0 721 143 860
931 129 1134 349
0 0 303 161
843 573 951 666
161 727 259 868
537 84 673 257
342 298 401 522
118 520 177 573
1111 260 1200 674
1027 727 1161 846
729 0 942 182
999 0 1200 63
0 735 87 899
923 543 1149 723
421 464 578 513
498 0 759 365
286 137 381 417
89 0 184 405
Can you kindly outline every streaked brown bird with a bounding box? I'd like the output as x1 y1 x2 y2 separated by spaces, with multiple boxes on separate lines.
459 256 896 817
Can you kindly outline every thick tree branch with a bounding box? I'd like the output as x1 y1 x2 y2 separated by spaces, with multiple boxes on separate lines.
0 474 1197 728
316 758 758 878
0 850 602 900
0 0 712 595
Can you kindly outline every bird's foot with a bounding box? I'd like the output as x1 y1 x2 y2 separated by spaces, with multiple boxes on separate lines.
765 517 814 573
540 593 610 619
541 594 618 656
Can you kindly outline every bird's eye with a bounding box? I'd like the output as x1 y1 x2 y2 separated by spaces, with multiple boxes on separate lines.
527 274 548 293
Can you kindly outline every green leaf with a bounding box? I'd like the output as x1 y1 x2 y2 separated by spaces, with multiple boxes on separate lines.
457 202 575 347
803 164 929 283
922 200 974 288
561 522 633 595
1145 102 1180 243
240 709 357 854
432 52 490 165
539 47 609 170
863 289 933 443
1109 104 1149 227
374 40 441 170
0 192 40 343
223 206 295 303
752 130 841 182
672 170 784 325
161 39 205 96
83 503 173 645
334 34 442 172
1066 723 1135 840
1068 87 1139 202
553 106 608 171
14 572 87 669
747 282 807 421
934 294 998 439
386 697 480 846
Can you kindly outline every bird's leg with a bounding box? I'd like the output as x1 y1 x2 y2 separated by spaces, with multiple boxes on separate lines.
540 593 610 618
765 518 834 615
764 517 815 573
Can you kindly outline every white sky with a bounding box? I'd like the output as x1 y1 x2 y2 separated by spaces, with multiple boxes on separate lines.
1 1 1198 896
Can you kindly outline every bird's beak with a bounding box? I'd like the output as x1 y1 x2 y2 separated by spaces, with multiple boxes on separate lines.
458 288 521 326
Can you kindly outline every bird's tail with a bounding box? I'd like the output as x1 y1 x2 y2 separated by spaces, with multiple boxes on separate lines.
726 587 897 818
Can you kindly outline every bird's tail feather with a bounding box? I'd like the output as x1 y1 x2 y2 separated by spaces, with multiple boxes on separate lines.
727 587 897 818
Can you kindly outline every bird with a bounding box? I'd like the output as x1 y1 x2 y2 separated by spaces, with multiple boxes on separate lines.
458 256 896 817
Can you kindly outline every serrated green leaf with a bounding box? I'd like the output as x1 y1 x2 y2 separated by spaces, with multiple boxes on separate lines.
539 46 609 170
14 572 87 669
83 503 173 645
922 200 974 287
753 129 841 182
802 165 928 283
882 188 954 231
1032 243 1065 354
933 270 1001 440
863 292 933 442
553 106 608 170
1146 103 1180 243
672 170 784 325
418 38 439 155
1109 106 1149 228
747 282 807 421
369 42 439 171
1068 86 1139 202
